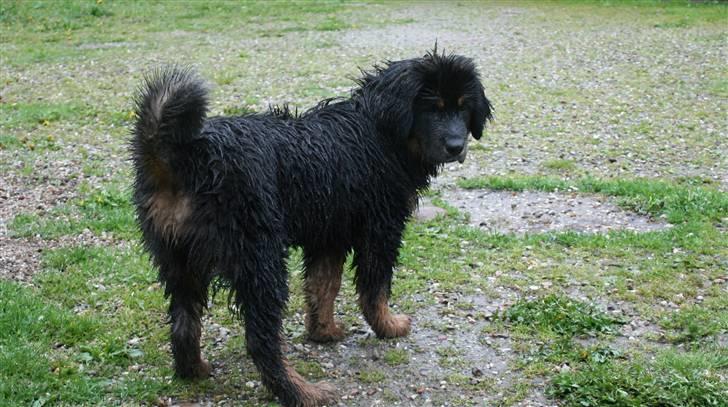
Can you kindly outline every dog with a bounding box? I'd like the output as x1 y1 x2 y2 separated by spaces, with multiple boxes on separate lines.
130 50 492 407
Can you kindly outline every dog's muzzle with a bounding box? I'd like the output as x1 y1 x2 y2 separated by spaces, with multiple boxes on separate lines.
456 143 468 163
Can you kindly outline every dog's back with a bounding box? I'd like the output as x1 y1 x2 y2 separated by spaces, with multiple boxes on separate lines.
132 69 412 254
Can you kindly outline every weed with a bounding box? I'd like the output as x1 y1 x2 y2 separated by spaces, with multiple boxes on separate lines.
383 348 409 366
548 349 728 407
503 294 623 336
542 159 577 172
660 302 728 345
358 369 385 384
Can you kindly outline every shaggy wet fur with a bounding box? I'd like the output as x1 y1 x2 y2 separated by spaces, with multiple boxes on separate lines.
130 50 492 407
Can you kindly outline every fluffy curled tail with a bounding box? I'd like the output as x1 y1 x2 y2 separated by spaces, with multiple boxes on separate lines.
132 67 208 166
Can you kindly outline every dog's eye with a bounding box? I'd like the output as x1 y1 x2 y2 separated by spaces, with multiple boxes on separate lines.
457 95 465 108
436 98 445 110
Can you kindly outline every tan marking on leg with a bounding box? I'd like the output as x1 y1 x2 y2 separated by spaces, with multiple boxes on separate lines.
304 255 345 342
360 293 411 338
145 190 191 240
285 363 338 407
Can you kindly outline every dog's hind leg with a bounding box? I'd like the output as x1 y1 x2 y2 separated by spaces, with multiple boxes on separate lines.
231 237 337 407
158 245 211 380
353 234 412 339
303 251 346 342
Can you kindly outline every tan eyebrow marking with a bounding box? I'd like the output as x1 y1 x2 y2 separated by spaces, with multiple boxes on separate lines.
436 98 445 109
457 95 465 107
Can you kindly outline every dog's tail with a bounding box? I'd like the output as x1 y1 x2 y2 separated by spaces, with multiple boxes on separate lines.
131 67 208 175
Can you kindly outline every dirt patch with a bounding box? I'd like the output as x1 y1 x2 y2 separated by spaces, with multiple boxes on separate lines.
0 237 43 283
0 159 80 282
193 290 541 406
440 189 671 234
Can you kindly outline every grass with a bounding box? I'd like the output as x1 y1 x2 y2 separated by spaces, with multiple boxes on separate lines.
383 348 409 366
358 369 385 384
503 294 623 336
1 0 727 405
0 102 93 129
548 349 728 407
542 158 578 172
660 301 728 345
9 183 137 240
0 254 174 405
547 0 728 28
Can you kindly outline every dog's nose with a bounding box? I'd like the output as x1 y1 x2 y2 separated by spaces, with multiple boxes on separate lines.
445 138 465 156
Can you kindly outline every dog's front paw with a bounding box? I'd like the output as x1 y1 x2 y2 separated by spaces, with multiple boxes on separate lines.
375 313 411 338
308 321 346 343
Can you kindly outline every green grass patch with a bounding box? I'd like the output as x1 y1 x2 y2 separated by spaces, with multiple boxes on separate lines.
548 348 728 407
549 0 728 29
660 301 728 345
503 294 622 337
0 246 182 405
0 0 350 65
0 133 60 152
9 184 137 240
445 372 497 392
357 369 385 384
0 280 107 405
292 360 326 380
314 17 350 31
542 159 578 172
706 78 728 98
0 102 94 129
383 348 409 366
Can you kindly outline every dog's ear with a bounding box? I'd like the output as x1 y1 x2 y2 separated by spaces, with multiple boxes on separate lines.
357 60 422 143
470 86 493 140
380 63 422 142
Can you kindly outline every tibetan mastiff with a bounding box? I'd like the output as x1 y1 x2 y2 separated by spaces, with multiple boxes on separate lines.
130 49 492 406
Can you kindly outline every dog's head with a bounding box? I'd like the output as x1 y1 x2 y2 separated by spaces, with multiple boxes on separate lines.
357 50 493 166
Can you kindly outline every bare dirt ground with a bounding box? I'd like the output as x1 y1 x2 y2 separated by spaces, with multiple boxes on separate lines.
421 189 670 235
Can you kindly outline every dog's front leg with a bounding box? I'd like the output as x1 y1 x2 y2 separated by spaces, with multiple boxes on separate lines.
353 236 411 338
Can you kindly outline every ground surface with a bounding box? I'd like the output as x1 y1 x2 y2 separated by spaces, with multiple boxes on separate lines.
1 1 727 406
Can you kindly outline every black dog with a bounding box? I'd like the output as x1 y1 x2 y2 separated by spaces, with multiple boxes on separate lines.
131 50 492 406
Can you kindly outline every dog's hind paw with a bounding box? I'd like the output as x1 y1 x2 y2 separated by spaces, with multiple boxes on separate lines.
175 358 212 380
